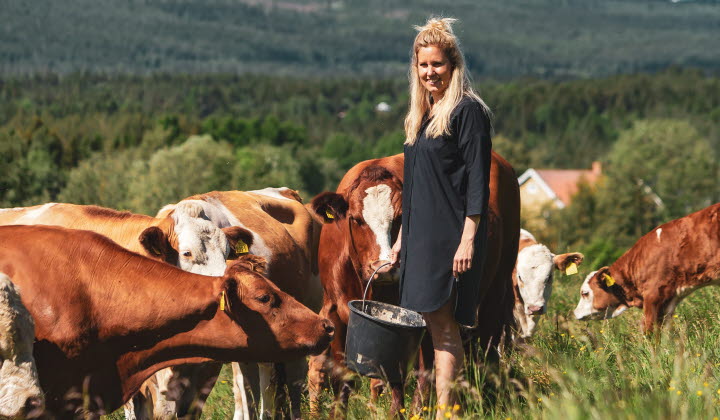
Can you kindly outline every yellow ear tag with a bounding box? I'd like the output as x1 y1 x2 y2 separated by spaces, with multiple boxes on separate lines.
603 273 615 287
325 210 334 220
565 262 578 276
219 291 226 311
235 240 249 255
151 246 161 256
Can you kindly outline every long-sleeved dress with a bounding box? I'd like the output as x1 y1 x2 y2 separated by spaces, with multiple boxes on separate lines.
399 96 492 327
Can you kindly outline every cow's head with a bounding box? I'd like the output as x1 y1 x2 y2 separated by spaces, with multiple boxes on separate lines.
0 274 44 418
311 165 402 284
574 267 629 321
221 256 335 358
140 201 253 276
516 247 584 337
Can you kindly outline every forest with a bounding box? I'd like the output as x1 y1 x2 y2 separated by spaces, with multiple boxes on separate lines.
1 69 718 268
2 0 720 78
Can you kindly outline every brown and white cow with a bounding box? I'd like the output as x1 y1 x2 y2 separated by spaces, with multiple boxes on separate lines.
0 202 244 277
574 203 720 333
513 229 584 338
143 187 324 420
0 273 44 419
0 224 334 418
307 152 519 415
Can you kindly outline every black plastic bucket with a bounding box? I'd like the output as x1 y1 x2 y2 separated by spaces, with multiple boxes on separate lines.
345 263 426 383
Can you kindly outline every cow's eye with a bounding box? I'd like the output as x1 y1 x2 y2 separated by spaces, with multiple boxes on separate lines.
182 251 192 258
581 291 589 297
256 294 271 304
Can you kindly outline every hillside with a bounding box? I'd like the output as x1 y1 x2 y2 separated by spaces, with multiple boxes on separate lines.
2 0 720 77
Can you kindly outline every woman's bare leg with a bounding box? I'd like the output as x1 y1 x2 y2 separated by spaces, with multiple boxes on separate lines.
423 298 464 419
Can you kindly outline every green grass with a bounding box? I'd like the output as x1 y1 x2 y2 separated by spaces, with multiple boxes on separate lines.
105 269 720 419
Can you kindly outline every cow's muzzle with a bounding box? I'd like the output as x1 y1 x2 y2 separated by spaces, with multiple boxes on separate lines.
367 260 398 284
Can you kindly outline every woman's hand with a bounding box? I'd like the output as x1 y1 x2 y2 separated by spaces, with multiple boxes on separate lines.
453 215 480 277
390 234 402 267
453 238 474 278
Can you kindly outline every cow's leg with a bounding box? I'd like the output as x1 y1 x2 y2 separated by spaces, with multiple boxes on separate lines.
258 362 277 419
369 378 384 402
642 297 663 335
308 352 329 417
232 362 259 420
284 358 308 420
411 335 434 412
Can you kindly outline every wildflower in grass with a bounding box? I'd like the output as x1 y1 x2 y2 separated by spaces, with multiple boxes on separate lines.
669 386 675 391
453 404 460 411
400 408 406 413
571 335 575 339
697 353 702 357
717 389 720 395
423 406 429 411
579 346 586 351
600 329 604 333
705 382 710 387
439 403 447 410
444 412 452 418
411 415 420 420
697 391 703 396
677 390 682 395
560 333 565 337
563 371 567 375
673 314 678 318
538 398 543 403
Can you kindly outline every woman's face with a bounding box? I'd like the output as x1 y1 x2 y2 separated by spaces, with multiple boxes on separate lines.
417 45 453 101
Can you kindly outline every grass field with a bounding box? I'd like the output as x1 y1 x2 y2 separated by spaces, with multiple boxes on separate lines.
108 267 720 419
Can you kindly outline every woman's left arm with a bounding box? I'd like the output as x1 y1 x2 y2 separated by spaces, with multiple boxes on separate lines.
453 215 480 278
453 100 492 277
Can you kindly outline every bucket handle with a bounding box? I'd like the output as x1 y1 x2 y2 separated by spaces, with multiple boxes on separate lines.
361 262 392 311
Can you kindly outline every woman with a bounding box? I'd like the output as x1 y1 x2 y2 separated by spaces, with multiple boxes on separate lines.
390 17 492 416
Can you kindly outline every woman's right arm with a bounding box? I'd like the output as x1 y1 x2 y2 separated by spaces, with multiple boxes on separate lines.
390 227 402 266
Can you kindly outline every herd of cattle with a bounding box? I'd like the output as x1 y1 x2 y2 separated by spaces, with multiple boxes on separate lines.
0 151 717 419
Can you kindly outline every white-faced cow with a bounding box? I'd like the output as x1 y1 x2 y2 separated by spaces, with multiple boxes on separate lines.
513 229 584 338
0 273 44 419
307 152 519 416
132 187 323 420
0 224 334 419
574 203 720 333
0 202 244 277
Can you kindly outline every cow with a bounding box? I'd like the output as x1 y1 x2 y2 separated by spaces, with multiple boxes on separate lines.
574 203 720 333
0 224 334 419
0 273 44 419
0 202 245 277
513 229 584 338
307 152 519 416
139 187 324 420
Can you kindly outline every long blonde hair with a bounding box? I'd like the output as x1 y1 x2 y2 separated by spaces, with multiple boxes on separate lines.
404 17 490 145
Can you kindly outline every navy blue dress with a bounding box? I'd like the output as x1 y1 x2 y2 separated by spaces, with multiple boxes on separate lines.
399 96 492 327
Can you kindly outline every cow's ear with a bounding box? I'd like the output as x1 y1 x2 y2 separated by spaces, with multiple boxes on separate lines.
139 227 177 263
595 267 615 289
223 226 254 259
311 192 348 223
227 255 268 276
553 252 584 274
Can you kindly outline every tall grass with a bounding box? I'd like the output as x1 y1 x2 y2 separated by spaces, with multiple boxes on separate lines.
105 269 720 419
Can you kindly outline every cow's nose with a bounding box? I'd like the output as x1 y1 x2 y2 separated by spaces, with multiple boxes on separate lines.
370 260 395 275
24 396 44 416
322 319 335 339
527 305 544 315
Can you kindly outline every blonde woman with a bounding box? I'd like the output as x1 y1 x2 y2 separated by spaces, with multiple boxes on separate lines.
390 17 492 416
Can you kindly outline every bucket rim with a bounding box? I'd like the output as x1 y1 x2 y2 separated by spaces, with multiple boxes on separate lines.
348 299 426 330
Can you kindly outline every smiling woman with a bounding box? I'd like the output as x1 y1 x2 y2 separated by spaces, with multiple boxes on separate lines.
390 17 493 420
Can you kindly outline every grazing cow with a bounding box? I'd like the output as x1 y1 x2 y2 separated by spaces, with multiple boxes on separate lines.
0 273 44 418
0 202 245 276
0 225 334 418
307 152 519 415
574 203 720 333
513 229 584 338
144 187 323 420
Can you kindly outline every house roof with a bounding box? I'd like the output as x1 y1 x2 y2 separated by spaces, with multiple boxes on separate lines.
518 162 601 207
